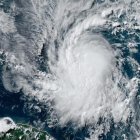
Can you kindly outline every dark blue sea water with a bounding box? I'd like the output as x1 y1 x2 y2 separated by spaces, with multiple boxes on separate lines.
0 0 140 140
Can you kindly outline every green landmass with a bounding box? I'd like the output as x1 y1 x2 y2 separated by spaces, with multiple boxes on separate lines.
0 123 54 140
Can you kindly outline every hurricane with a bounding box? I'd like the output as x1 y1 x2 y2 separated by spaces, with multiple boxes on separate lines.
0 0 140 140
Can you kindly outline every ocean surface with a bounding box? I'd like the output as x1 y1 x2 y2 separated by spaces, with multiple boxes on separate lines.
0 0 140 140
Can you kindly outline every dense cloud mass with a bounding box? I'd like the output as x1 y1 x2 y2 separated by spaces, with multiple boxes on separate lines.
0 0 140 139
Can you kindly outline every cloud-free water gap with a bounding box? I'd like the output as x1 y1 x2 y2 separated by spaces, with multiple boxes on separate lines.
0 0 140 139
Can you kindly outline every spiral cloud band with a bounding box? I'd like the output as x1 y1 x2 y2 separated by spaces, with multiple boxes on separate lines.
52 33 120 125
0 0 140 139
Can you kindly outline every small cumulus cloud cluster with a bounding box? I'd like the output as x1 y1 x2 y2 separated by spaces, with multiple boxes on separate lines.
0 0 140 139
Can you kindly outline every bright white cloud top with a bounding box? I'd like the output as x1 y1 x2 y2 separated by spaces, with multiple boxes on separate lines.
0 117 16 133
51 33 124 126
0 0 140 139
